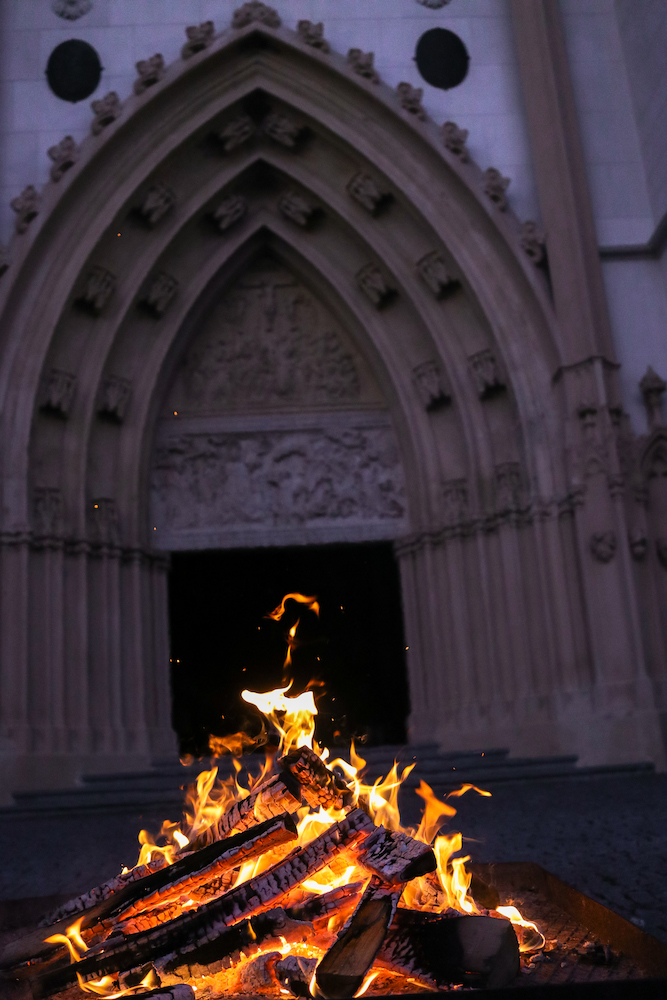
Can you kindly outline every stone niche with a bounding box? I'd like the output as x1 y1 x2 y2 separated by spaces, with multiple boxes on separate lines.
150 258 408 550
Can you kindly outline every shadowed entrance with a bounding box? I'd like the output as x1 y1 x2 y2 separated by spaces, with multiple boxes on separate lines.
168 542 409 758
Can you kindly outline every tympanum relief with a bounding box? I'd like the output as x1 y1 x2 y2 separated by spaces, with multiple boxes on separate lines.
151 260 404 549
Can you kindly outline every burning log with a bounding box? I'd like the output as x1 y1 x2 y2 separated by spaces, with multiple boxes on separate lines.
378 908 519 989
188 771 304 848
313 877 403 1000
38 857 168 927
280 746 353 811
354 825 436 885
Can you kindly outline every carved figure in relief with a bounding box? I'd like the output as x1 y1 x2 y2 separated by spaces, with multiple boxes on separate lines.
173 266 362 412
417 251 460 298
397 82 426 120
10 185 40 233
40 369 76 417
469 348 505 398
182 21 215 59
212 195 247 232
483 167 510 211
91 91 120 134
150 427 405 532
232 2 281 29
143 272 178 317
357 263 396 308
347 49 380 83
442 479 468 525
520 221 545 264
590 531 617 563
48 136 80 182
137 183 175 226
263 113 304 148
133 54 165 95
495 462 523 513
297 21 330 52
413 360 449 411
441 121 469 161
78 265 115 314
347 173 391 214
278 191 318 227
98 376 131 422
640 366 666 430
33 488 64 537
217 114 256 152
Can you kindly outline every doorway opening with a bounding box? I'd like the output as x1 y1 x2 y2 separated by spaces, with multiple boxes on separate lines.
168 542 409 758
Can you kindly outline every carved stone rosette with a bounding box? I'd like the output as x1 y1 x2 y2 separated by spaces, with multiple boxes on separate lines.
40 369 76 418
137 184 176 227
48 136 80 182
10 185 40 233
212 195 247 232
417 251 460 299
356 263 396 308
98 376 131 423
217 114 256 152
347 49 380 83
232 2 281 29
297 21 330 52
133 54 165 95
91 92 121 135
182 21 215 59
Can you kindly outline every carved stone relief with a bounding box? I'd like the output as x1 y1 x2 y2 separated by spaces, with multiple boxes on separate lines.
441 122 469 161
278 191 318 227
417 251 460 299
52 0 92 19
413 360 450 411
134 55 165 95
78 266 115 314
217 114 256 152
469 349 505 398
137 184 175 227
590 531 617 563
629 531 647 561
397 82 426 120
483 168 510 211
89 498 119 545
212 195 247 232
232 2 281 29
91 92 120 135
520 221 545 264
494 462 523 514
262 113 304 148
143 272 178 316
347 173 391 214
347 49 380 83
48 137 80 182
442 479 469 526
297 21 330 52
33 488 64 537
11 186 40 234
357 263 396 308
166 261 383 416
98 376 131 422
182 22 215 59
40 369 76 417
150 425 405 536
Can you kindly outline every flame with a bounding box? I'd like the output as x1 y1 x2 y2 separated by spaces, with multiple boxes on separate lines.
496 905 546 951
242 685 319 757
266 593 320 621
355 971 380 997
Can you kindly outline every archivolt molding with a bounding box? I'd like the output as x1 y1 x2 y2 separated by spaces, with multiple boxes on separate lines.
0 10 565 547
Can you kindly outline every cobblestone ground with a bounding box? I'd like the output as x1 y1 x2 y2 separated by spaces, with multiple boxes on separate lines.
0 772 665 943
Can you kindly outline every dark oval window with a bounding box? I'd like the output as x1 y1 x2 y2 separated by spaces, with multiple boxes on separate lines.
415 28 469 90
46 39 102 102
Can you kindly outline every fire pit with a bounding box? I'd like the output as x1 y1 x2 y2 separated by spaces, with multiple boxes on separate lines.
2 595 666 999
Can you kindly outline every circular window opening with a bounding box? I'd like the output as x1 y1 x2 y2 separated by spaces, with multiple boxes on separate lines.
46 39 102 102
415 28 469 90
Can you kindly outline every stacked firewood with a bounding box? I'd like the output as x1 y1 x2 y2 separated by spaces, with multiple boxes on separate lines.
0 748 519 999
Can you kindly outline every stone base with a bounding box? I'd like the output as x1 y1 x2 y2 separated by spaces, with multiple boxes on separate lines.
0 752 157 807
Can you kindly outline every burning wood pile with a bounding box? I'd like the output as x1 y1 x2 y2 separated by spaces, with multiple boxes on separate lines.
1 595 544 1000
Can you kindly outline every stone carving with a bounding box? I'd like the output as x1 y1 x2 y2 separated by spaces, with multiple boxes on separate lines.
10 185 40 234
0 244 9 277
441 121 469 162
483 167 510 211
263 113 304 148
78 265 115 314
347 49 380 84
33 488 64 537
442 479 468 525
469 349 505 398
137 183 175 227
495 462 523 513
357 263 396 308
417 251 460 298
397 82 426 120
575 404 609 479
143 272 178 316
520 221 546 264
657 538 667 569
91 92 120 135
48 136 79 182
646 440 667 480
182 21 215 59
40 369 76 417
232 2 281 29
590 531 617 564
278 191 318 227
171 264 364 412
133 54 165 95
212 195 247 232
413 360 450 411
51 0 92 19
217 114 256 152
150 426 405 533
640 366 666 430
297 20 330 52
89 498 119 545
629 531 648 561
98 375 131 422
347 173 391 215
416 0 452 7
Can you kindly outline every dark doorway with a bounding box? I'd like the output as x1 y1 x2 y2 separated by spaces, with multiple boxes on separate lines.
168 542 409 757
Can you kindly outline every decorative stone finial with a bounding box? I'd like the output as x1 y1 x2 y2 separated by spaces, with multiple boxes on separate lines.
483 167 510 211
232 2 281 29
639 366 666 430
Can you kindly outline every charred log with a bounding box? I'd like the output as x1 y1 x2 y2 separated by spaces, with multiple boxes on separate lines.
354 825 436 884
279 746 353 811
188 771 303 848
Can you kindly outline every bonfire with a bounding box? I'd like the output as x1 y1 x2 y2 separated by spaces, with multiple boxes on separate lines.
1 594 543 1000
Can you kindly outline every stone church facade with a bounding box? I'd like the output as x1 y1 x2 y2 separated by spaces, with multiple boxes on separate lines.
0 0 666 800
